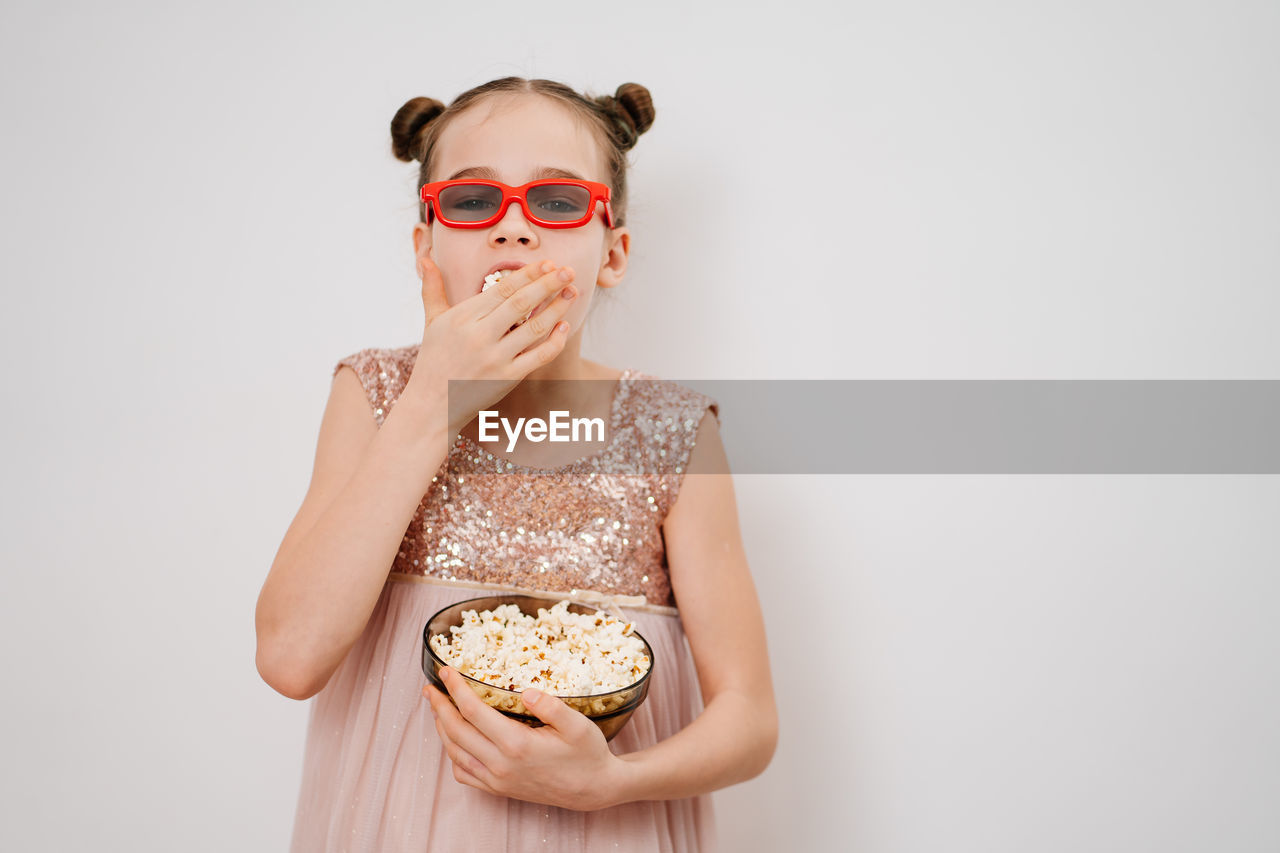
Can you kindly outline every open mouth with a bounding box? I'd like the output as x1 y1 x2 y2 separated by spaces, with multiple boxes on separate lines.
480 269 509 295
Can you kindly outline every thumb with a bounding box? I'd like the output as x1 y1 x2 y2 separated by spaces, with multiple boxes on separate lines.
418 253 451 323
522 688 588 736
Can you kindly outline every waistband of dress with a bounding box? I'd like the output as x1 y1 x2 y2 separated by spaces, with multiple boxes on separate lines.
386 572 680 617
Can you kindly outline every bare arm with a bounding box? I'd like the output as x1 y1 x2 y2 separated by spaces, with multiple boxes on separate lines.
609 409 779 801
254 370 448 700
255 257 581 701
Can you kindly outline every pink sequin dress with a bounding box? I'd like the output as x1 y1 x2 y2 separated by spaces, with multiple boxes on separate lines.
288 344 721 853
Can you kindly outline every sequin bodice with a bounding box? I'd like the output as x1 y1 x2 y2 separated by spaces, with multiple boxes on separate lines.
333 345 719 608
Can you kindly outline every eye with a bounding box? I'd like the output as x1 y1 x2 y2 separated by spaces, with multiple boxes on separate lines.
452 194 497 211
536 196 584 214
525 184 593 221
437 185 504 220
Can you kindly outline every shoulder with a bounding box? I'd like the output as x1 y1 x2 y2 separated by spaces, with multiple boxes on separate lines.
331 343 419 427
623 369 721 430
618 370 724 518
631 375 730 524
332 343 418 382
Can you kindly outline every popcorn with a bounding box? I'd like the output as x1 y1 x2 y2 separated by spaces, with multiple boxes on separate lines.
429 600 650 700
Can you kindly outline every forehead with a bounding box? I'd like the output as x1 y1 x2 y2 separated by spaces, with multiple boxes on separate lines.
431 94 608 184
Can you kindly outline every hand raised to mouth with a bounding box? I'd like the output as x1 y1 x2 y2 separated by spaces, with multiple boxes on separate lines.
398 256 578 440
485 271 530 330
483 267 566 332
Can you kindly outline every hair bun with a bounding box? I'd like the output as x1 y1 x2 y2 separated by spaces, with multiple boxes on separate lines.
596 83 655 151
390 96 446 163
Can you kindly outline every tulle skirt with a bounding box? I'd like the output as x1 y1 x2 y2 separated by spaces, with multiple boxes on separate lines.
288 575 716 852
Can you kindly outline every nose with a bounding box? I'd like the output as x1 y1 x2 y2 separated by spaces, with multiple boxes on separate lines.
488 197 538 248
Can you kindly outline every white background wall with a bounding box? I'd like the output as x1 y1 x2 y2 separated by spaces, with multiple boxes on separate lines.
2 1 1277 850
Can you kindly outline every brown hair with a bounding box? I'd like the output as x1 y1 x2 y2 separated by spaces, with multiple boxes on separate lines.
390 77 655 228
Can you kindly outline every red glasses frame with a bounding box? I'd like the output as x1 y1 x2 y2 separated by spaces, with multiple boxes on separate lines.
419 179 616 229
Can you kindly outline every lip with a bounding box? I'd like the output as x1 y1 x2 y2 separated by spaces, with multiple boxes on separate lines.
485 260 533 277
479 261 534 295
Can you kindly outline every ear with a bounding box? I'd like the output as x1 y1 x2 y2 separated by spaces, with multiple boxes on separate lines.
412 221 434 276
596 226 630 290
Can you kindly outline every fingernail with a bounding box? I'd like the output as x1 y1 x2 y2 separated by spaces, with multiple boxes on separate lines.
541 261 554 273
560 286 576 299
557 268 572 282
524 688 542 705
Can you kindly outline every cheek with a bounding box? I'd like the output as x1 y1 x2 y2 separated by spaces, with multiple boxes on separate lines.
431 276 477 310
444 279 472 307
430 246 477 306
563 285 597 327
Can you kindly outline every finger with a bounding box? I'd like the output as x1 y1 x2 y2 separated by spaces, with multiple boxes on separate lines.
520 687 594 740
471 260 548 322
503 284 577 353
450 752 499 794
418 253 451 322
428 678 506 759
439 666 529 754
524 268 576 319
510 320 572 371
485 264 574 331
499 260 553 293
423 682 452 712
452 761 497 793
432 687 510 773
435 716 500 794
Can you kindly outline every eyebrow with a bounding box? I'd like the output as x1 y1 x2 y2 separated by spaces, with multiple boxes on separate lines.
446 165 586 182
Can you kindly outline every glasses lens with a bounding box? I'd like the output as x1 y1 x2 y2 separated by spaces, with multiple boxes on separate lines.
437 184 504 222
526 183 593 222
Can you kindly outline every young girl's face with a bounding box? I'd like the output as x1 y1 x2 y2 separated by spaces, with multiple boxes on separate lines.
413 94 630 329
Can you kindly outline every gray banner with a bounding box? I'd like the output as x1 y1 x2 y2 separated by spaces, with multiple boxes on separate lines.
449 380 1280 473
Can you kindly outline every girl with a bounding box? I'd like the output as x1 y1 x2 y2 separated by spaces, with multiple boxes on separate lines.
255 77 777 852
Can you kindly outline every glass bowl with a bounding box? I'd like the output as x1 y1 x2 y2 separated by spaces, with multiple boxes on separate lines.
422 594 654 742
